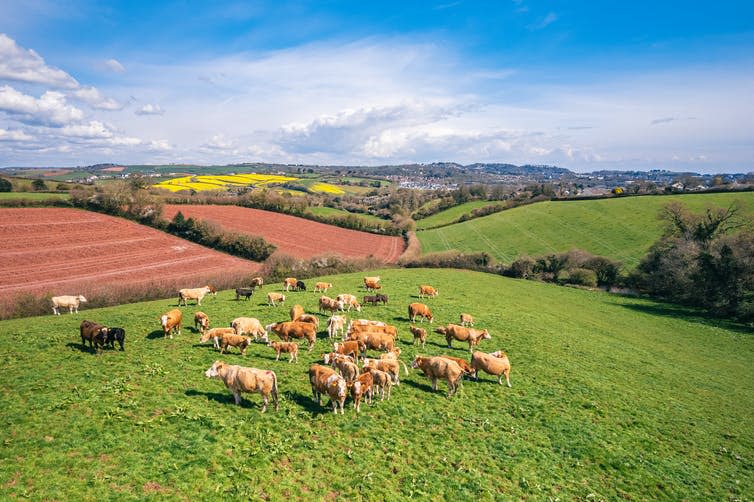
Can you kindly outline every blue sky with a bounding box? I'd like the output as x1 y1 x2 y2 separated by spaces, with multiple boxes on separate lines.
1 1 752 172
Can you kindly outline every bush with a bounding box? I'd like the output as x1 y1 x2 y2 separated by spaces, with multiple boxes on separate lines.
505 256 536 278
564 268 598 287
402 250 495 271
0 178 11 192
31 179 48 191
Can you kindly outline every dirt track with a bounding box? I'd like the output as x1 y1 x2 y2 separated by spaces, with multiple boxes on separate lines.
0 208 259 301
163 205 404 262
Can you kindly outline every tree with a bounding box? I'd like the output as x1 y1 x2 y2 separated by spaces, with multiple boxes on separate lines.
661 201 744 247
0 178 11 192
31 179 48 191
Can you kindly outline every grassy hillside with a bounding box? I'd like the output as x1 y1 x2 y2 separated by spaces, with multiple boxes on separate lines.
418 192 754 268
0 192 69 201
305 206 387 226
1 268 752 500
415 200 505 230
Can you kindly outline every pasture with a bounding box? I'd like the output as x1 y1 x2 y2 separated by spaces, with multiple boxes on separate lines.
414 200 505 230
0 192 70 201
0 268 752 500
418 192 754 268
305 206 388 226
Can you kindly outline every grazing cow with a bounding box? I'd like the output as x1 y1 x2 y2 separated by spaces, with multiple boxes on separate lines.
267 292 286 306
328 354 360 384
231 317 267 342
408 303 433 323
410 325 427 348
178 286 213 306
106 327 126 351
363 358 405 386
318 296 343 314
295 280 306 291
283 277 297 292
79 320 108 353
297 314 319 330
336 294 362 312
364 280 381 292
204 361 278 412
459 313 474 327
250 277 264 289
194 312 209 333
362 366 393 401
160 309 182 338
327 315 347 339
362 331 397 353
219 333 252 356
52 295 87 315
200 327 237 349
471 351 512 387
290 304 305 322
235 288 255 301
314 282 333 293
363 294 388 306
411 356 464 397
333 341 363 361
418 285 438 298
363 276 380 286
348 322 398 339
435 324 491 352
350 371 374 413
437 355 474 376
309 364 347 414
266 321 317 351
268 340 299 362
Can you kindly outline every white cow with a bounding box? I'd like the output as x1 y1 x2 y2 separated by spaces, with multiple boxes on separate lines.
51 295 87 315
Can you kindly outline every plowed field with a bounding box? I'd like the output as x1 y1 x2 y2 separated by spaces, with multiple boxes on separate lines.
0 208 258 309
163 205 404 261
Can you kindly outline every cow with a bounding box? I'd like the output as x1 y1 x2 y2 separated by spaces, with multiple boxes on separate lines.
348 319 386 329
231 317 267 342
178 286 213 306
267 292 286 306
336 294 362 312
437 355 474 376
471 351 512 386
204 361 278 412
363 276 380 286
160 309 182 338
328 354 360 384
290 304 305 322
268 340 299 362
327 315 347 339
106 327 126 351
349 371 374 413
363 358 405 386
250 277 264 289
200 327 237 350
362 331 397 353
235 288 255 301
418 285 438 298
411 356 464 397
409 325 427 348
309 364 347 414
266 321 317 351
435 324 491 352
314 282 333 293
361 366 393 401
408 303 433 323
459 313 474 327
52 295 87 315
363 294 388 306
295 280 306 291
79 320 108 353
219 333 252 356
297 314 320 330
333 341 363 361
318 296 343 314
347 322 398 339
283 277 297 292
194 311 209 333
364 280 381 292
379 347 402 360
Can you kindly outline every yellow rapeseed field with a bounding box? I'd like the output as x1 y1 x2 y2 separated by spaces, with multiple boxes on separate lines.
308 182 345 195
153 173 297 192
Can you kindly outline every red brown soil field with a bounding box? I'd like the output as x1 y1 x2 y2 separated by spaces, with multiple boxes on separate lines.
163 205 405 262
0 208 259 313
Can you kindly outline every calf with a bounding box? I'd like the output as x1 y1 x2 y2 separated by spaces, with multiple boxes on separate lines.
327 315 347 339
362 366 392 401
268 340 299 363
333 340 363 361
205 361 278 412
52 294 87 315
200 327 237 349
295 280 307 291
79 320 108 353
318 296 343 315
235 288 255 301
267 292 286 306
309 364 347 414
194 311 209 333
363 358 405 386
106 327 126 351
408 302 433 323
418 285 438 298
411 356 464 397
314 282 333 293
471 350 512 387
459 313 474 327
349 371 374 413
219 333 252 356
409 325 427 348
160 309 182 339
329 355 360 384
363 294 388 306
336 294 361 312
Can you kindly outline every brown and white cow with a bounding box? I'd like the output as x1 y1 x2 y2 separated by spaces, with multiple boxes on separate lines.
349 371 374 413
361 366 393 401
200 327 237 350
411 356 464 397
418 285 438 298
336 294 362 312
283 277 298 292
363 357 406 386
160 308 182 338
309 364 347 414
205 361 278 412
333 340 363 361
250 276 264 289
267 340 299 363
290 304 305 322
408 303 433 323
436 355 474 376
297 314 320 330
318 296 343 314
327 315 347 339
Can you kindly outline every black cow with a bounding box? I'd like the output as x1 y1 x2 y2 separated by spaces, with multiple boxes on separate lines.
235 288 255 300
106 327 126 351
79 320 109 353
295 280 306 291
363 294 389 306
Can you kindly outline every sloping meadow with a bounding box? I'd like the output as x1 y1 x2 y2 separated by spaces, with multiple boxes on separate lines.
0 269 752 499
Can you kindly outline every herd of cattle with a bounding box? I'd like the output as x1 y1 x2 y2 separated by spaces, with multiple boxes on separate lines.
56 275 512 414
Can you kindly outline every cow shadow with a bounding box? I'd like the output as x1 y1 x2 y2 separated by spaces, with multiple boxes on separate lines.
286 391 330 416
403 379 434 393
146 330 167 340
185 389 258 409
66 341 94 353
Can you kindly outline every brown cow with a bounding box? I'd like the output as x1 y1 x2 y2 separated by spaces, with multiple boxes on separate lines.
362 366 393 401
362 331 396 353
194 311 209 333
268 340 299 363
266 321 317 351
250 276 264 289
204 361 278 412
314 282 333 293
418 285 438 298
290 304 304 322
410 325 427 348
267 292 286 306
297 314 320 330
437 355 474 376
411 356 464 397
309 364 347 414
318 296 343 314
363 357 406 386
333 340 363 361
459 313 474 327
471 350 512 386
349 371 374 413
79 320 108 353
160 309 182 338
435 324 491 352
408 303 433 323
283 277 297 292
200 327 237 350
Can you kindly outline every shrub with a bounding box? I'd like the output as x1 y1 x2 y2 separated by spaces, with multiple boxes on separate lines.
0 178 11 192
564 268 598 287
505 256 536 278
31 179 48 191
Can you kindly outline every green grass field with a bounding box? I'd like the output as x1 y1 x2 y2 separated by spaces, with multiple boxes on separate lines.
415 200 506 230
0 192 70 201
418 192 754 268
306 206 387 225
1 268 752 500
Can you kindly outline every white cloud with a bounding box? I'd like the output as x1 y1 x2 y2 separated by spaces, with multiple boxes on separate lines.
104 58 126 73
73 86 122 110
0 128 32 141
135 103 164 115
0 33 78 88
529 12 558 30
0 85 84 126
